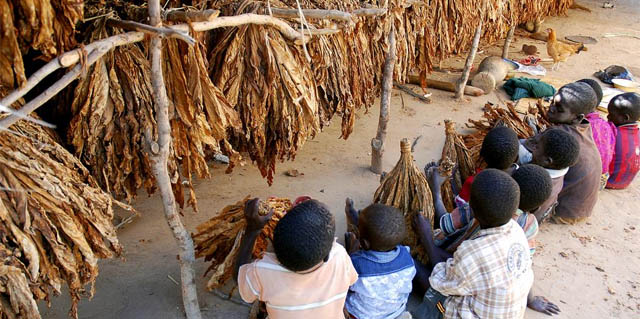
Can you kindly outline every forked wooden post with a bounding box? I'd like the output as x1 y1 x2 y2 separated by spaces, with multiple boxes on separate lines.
371 27 396 174
502 25 515 59
455 22 483 100
147 1 202 318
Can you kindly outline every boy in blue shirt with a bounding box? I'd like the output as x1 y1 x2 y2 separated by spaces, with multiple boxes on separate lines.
344 200 416 319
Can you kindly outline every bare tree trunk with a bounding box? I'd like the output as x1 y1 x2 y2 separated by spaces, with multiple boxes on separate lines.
455 22 483 100
502 25 515 59
371 27 396 174
147 1 202 319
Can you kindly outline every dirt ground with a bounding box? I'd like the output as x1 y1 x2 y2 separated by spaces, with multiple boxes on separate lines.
41 1 640 318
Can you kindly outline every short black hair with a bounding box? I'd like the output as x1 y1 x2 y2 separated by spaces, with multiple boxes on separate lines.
577 79 603 107
273 199 335 272
511 164 552 211
542 128 580 169
609 92 640 122
556 82 597 115
470 169 520 228
480 126 519 169
359 204 406 252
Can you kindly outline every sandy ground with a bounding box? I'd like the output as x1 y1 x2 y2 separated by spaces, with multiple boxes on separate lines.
41 1 640 318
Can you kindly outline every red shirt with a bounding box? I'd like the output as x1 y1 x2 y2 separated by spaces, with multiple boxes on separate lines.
606 124 640 189
458 168 483 202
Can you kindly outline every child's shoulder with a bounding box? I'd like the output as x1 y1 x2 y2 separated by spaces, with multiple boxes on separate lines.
350 246 414 276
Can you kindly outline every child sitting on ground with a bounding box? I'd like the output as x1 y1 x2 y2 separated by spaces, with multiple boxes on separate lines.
455 126 520 203
343 201 416 319
234 198 358 319
578 78 617 187
422 164 558 315
518 128 581 222
546 82 602 224
426 164 549 254
412 169 535 319
605 92 640 189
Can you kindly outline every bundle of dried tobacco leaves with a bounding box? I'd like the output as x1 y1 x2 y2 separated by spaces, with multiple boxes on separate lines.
66 22 241 211
463 101 550 165
0 114 131 319
0 0 82 90
192 196 292 290
373 139 435 264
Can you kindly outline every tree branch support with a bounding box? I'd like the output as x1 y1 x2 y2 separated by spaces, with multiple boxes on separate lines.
147 1 202 318
106 18 196 45
371 27 396 174
455 22 483 100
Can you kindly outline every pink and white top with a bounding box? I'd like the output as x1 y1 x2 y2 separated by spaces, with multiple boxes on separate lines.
586 112 617 174
238 241 358 319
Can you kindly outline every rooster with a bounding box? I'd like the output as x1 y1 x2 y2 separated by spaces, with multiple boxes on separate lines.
546 28 586 70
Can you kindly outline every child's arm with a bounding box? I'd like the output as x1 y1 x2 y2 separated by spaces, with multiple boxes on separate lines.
414 214 453 268
233 198 274 283
426 165 450 222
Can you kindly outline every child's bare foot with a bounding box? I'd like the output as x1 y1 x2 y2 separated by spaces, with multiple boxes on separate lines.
424 161 438 178
528 296 561 316
345 198 359 228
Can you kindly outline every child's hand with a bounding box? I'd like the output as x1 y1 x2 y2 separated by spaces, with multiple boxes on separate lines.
528 296 561 316
244 198 274 232
345 198 359 228
425 165 447 189
413 213 433 238
344 232 361 255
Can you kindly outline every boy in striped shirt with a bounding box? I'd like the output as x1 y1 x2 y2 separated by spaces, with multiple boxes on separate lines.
605 93 640 189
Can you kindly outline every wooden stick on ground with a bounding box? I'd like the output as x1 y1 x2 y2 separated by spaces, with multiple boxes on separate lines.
147 1 202 318
371 27 396 174
394 83 431 103
455 22 483 100
502 25 515 59
408 75 484 96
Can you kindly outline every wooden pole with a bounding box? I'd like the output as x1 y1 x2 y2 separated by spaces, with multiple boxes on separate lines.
455 22 483 100
147 1 202 318
502 25 515 59
270 7 386 22
371 27 396 174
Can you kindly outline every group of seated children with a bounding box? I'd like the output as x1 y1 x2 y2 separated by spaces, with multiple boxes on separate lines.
580 79 640 190
230 82 640 319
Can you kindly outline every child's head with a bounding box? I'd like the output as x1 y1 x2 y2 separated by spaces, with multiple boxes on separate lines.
607 92 640 126
357 204 406 252
273 199 335 272
480 126 519 169
523 128 580 169
511 164 552 212
577 78 603 109
470 169 520 228
548 82 597 125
